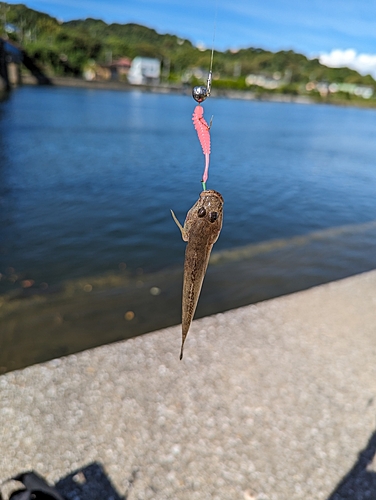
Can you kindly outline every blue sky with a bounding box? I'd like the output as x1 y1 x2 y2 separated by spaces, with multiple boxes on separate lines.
5 0 376 75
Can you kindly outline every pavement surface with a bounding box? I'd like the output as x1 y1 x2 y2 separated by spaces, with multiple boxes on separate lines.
1 270 376 500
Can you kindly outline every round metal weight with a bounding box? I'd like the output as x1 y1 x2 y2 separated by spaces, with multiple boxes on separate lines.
192 85 209 103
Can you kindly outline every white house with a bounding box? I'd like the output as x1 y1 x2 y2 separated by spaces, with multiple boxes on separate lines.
127 57 161 85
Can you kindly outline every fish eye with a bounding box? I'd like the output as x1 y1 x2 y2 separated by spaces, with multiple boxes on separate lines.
198 207 206 217
209 212 218 223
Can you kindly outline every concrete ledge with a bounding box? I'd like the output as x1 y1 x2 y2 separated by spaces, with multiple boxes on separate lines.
1 270 376 499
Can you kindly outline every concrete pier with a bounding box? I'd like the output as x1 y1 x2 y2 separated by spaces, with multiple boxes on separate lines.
1 270 376 499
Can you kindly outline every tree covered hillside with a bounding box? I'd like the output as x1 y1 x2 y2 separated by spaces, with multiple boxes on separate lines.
1 1 375 102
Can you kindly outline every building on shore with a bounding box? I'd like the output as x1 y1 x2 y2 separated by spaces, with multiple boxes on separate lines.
110 57 131 80
127 57 160 85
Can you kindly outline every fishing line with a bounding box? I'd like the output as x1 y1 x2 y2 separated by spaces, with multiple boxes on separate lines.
191 0 219 191
207 0 218 98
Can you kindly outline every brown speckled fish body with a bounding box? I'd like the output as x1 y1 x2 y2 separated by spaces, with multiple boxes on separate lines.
171 190 224 359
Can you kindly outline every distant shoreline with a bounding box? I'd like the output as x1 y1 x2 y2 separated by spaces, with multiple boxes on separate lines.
20 73 314 105
19 74 376 109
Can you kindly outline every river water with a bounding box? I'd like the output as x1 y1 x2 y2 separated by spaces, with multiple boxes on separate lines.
1 86 376 369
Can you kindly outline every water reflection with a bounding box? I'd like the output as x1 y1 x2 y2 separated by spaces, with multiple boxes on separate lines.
1 87 376 361
2 217 376 373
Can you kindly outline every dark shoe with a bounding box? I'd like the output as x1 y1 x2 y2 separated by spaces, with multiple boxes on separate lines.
1 471 64 500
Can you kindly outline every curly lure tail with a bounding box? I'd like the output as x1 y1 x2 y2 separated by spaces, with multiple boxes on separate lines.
192 105 211 185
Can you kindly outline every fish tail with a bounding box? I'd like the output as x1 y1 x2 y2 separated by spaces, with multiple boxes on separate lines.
180 325 189 360
180 242 212 360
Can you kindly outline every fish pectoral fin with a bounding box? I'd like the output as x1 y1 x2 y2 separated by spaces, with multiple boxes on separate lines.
170 209 188 241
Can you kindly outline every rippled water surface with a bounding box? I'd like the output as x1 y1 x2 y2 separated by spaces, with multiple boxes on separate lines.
1 86 376 294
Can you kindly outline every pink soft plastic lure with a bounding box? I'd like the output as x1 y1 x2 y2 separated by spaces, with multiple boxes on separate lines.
192 104 211 189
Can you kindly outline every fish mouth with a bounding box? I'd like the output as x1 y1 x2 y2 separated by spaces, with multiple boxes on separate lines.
201 189 224 203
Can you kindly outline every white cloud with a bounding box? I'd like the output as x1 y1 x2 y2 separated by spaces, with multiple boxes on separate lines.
319 49 376 78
